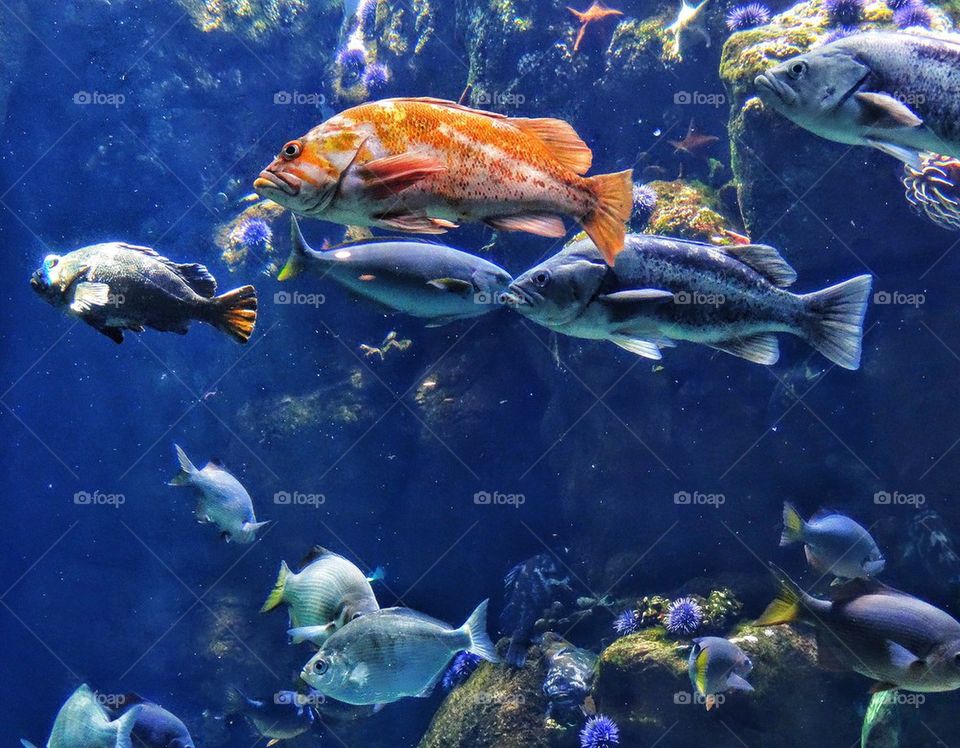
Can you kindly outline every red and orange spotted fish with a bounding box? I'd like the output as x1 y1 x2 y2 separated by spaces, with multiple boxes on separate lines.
254 97 633 265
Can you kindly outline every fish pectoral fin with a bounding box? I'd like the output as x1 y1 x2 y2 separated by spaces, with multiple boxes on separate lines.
598 289 675 304
869 681 900 694
349 663 371 688
885 640 923 672
375 211 457 234
359 152 446 201
708 334 780 365
725 673 754 693
609 335 663 360
84 320 125 344
70 282 113 313
427 277 475 296
855 92 924 130
266 740 280 747
484 213 567 238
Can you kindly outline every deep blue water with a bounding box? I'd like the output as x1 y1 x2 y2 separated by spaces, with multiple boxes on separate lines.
4 1 960 746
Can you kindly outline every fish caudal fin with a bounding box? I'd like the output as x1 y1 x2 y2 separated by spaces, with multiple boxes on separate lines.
367 565 387 584
754 565 808 626
582 169 633 266
260 560 290 613
20 741 38 748
169 444 197 486
780 502 806 546
113 704 143 748
801 274 872 371
279 215 310 282
209 285 258 344
461 599 499 663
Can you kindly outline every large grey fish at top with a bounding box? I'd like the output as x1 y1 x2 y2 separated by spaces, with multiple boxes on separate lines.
30 243 257 343
507 235 872 369
278 215 514 326
168 444 268 543
20 684 142 748
755 31 960 162
300 601 499 704
688 636 754 711
781 502 885 580
260 545 384 645
756 567 960 692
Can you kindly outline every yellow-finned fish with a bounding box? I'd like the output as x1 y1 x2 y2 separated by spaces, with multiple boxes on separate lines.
254 97 633 265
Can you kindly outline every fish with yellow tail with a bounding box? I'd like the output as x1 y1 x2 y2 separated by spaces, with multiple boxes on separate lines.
254 97 633 265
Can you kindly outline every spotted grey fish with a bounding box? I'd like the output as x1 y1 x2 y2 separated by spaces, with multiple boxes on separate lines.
105 696 195 748
781 502 885 580
278 215 514 326
168 444 268 544
500 553 574 667
541 633 598 722
688 636 754 711
260 545 383 644
300 601 499 705
21 684 142 748
755 31 960 162
30 243 257 343
227 688 317 742
507 235 872 369
756 566 960 692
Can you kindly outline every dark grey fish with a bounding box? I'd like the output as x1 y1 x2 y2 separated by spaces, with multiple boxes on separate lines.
500 553 573 667
107 696 195 748
227 688 316 741
30 242 257 343
756 31 960 162
278 215 514 325
507 235 872 369
688 636 754 711
756 567 960 692
540 633 598 722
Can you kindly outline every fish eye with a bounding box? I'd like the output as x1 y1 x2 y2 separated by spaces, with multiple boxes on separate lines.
281 141 303 160
351 611 363 621
44 256 59 269
313 657 329 675
533 270 551 289
788 61 807 79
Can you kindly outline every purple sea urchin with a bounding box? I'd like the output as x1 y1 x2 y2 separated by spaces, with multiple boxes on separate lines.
362 63 390 91
239 217 272 248
725 3 771 30
894 2 933 28
665 597 703 635
442 651 482 691
824 0 864 26
358 0 378 35
613 609 642 636
886 0 913 9
821 25 859 44
337 45 367 75
631 183 658 228
580 715 620 748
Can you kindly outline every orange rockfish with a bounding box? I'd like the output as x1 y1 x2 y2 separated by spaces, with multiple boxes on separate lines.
254 97 633 265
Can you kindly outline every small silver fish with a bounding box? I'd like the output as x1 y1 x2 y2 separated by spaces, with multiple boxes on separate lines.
227 688 316 741
260 545 383 645
300 601 499 704
20 684 142 748
688 637 754 711
781 502 885 580
168 444 268 544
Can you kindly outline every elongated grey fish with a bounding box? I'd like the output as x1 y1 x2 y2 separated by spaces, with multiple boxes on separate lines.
756 567 960 692
21 684 142 748
278 216 513 326
507 235 872 369
755 31 960 162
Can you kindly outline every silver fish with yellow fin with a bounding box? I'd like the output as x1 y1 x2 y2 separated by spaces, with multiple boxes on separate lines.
20 684 142 748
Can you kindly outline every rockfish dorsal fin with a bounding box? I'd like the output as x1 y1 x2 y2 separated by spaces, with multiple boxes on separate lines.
173 263 218 297
382 97 509 120
720 244 797 287
511 117 593 174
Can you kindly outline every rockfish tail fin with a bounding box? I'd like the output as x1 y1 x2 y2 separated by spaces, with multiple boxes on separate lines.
582 169 633 266
260 560 290 613
169 444 197 486
461 599 499 663
801 274 872 371
279 215 311 282
780 502 806 546
754 565 811 626
209 285 258 344
113 704 143 748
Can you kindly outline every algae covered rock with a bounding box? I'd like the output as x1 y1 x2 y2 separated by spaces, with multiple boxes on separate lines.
644 179 738 242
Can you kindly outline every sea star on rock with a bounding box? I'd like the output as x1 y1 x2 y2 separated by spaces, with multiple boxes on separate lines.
568 2 624 53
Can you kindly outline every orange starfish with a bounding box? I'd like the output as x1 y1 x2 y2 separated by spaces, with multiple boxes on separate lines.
568 2 624 53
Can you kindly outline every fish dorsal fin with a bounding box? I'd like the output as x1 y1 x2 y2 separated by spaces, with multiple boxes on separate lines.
116 243 159 256
300 545 333 567
379 97 509 120
810 506 843 522
206 458 225 469
708 334 780 365
504 562 523 588
720 244 797 287
510 118 593 174
173 263 218 297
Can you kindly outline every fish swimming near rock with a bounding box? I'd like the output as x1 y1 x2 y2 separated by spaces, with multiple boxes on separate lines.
278 215 514 325
688 636 754 711
105 696 195 748
30 243 257 343
169 444 268 544
226 688 317 743
755 566 960 692
500 553 574 667
300 601 499 704
541 633 598 722
254 97 633 265
20 683 142 748
261 545 383 645
507 235 872 369
755 31 960 163
781 502 885 580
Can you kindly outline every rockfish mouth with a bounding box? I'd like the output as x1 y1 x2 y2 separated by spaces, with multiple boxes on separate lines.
504 283 534 307
254 169 300 196
755 73 798 107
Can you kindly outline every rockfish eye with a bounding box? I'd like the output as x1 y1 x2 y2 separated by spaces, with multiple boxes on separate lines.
44 256 59 270
533 270 551 289
281 141 303 160
312 657 329 675
788 61 807 80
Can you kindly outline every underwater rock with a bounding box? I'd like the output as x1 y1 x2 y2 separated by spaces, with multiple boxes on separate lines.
175 0 314 41
216 199 286 273
644 179 740 242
